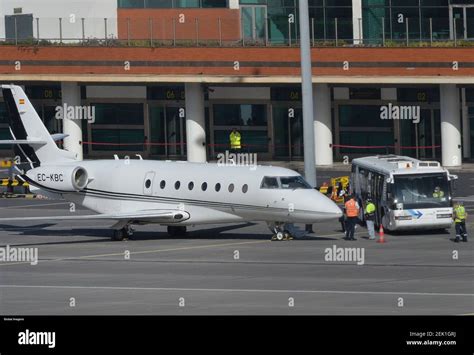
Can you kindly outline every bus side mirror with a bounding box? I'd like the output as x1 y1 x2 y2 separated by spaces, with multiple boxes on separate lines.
449 174 458 191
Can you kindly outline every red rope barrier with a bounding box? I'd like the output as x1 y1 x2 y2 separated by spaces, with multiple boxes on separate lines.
332 144 441 150
81 141 441 150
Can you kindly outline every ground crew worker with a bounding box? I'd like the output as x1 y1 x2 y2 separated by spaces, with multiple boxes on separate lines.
229 128 241 152
344 194 360 241
453 201 468 243
339 194 348 233
433 186 445 198
365 198 376 240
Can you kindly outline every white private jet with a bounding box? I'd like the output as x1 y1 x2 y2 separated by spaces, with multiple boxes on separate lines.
0 84 342 241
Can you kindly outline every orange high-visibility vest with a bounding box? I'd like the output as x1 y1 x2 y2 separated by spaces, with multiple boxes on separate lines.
345 199 359 217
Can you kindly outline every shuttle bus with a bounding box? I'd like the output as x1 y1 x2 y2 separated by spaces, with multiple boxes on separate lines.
351 155 457 231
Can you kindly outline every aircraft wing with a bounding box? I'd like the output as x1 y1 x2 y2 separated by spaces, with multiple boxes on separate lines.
0 209 190 223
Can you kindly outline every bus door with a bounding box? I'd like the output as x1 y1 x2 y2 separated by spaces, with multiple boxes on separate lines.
373 174 385 227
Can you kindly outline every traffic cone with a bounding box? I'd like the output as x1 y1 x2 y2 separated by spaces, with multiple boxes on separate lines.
377 224 386 243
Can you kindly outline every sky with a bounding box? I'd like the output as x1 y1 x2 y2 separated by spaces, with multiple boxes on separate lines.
0 0 118 38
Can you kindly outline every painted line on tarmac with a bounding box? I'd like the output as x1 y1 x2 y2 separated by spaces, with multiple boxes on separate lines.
1 230 450 268
0 284 472 298
0 232 348 267
53 240 269 260
0 240 269 266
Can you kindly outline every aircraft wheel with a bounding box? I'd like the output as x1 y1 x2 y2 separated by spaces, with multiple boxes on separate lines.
112 229 126 241
284 231 293 241
276 231 285 241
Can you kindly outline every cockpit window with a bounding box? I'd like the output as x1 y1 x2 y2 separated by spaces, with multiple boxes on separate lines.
280 176 312 189
260 176 312 189
261 177 279 189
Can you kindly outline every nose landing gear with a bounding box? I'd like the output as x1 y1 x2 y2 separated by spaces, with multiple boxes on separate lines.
268 222 294 241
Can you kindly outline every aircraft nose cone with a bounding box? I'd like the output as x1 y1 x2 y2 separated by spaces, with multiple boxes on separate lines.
330 203 343 219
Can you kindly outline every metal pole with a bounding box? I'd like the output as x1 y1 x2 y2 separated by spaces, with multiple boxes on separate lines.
173 18 176 46
406 17 409 46
265 14 268 46
14 17 17 45
218 17 222 46
298 0 316 187
429 17 432 46
36 18 39 44
149 18 153 46
311 18 314 47
454 18 457 47
382 16 385 46
195 18 199 46
81 18 85 44
104 18 108 45
323 3 326 41
358 17 362 45
59 18 62 44
127 17 130 46
389 0 393 40
419 0 422 43
335 17 338 46
288 21 292 46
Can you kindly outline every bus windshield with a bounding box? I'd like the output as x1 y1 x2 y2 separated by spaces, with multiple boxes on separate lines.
391 173 450 209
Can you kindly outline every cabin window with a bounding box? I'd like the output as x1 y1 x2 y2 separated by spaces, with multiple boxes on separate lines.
242 184 248 193
201 182 208 191
228 183 234 192
279 176 312 189
160 180 166 189
175 181 181 190
260 177 279 189
215 183 221 192
188 181 194 190
145 179 151 189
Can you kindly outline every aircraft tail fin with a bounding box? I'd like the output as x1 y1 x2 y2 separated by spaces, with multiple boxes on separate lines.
1 85 76 168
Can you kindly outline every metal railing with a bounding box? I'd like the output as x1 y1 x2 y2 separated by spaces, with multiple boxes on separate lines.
0 16 472 47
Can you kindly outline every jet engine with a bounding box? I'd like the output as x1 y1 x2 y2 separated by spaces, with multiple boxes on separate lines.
26 166 89 192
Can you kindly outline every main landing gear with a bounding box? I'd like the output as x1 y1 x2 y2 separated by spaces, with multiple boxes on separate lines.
268 222 294 241
112 224 134 241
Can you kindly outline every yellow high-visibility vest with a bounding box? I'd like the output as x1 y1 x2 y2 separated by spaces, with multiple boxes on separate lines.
230 131 241 149
454 205 466 223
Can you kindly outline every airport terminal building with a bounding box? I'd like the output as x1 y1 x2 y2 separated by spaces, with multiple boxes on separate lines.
0 0 473 166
